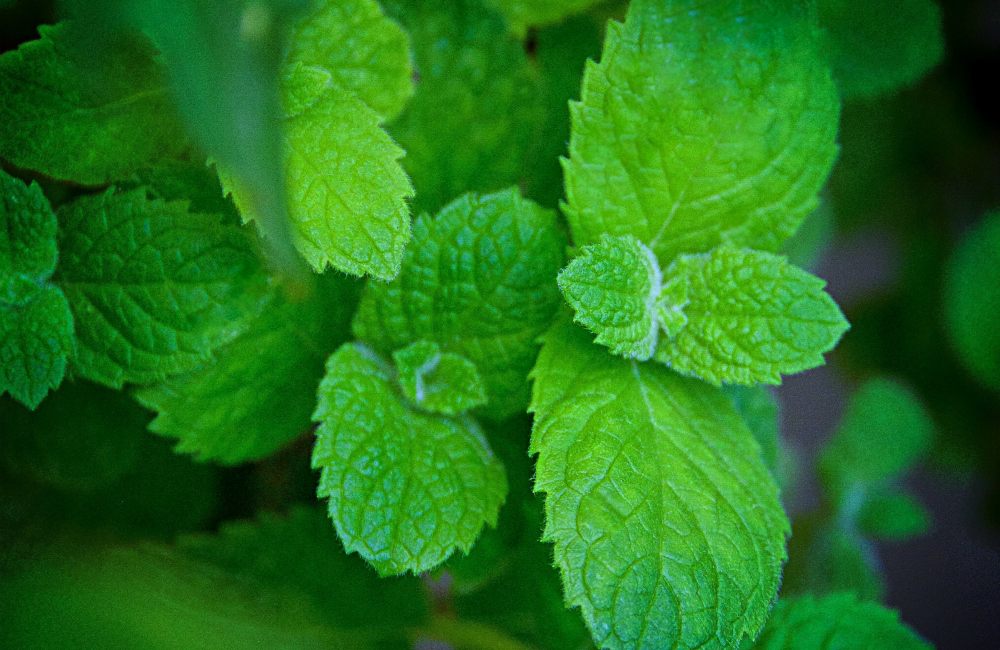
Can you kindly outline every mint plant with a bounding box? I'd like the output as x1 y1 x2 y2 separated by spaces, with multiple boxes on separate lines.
1 0 949 649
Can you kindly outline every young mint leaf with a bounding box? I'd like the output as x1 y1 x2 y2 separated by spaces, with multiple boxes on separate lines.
819 0 944 101
487 0 603 33
0 22 188 184
750 593 931 650
530 316 789 650
563 0 840 266
177 507 429 631
0 169 74 408
0 380 145 491
819 378 934 505
382 0 543 214
944 210 1000 391
286 0 413 121
312 342 507 576
135 274 358 465
353 188 566 420
221 61 413 279
653 247 849 386
857 492 931 541
0 287 75 410
558 234 665 360
393 340 488 415
0 170 58 304
53 188 269 389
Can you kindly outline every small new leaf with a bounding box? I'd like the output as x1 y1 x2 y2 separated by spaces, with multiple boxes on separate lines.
530 317 788 650
558 234 665 360
0 287 75 409
312 342 507 576
1 170 58 304
353 188 565 420
393 340 488 415
53 188 268 388
750 593 931 650
653 248 849 386
0 22 187 184
287 0 414 121
563 0 840 265
0 170 74 408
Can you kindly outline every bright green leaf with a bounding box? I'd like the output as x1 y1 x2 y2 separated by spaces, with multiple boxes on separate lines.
819 0 944 101
222 62 413 279
0 22 188 184
944 210 1000 391
135 274 358 465
53 188 269 388
563 0 840 266
559 234 669 360
312 342 507 576
287 0 414 121
819 378 934 504
750 593 931 650
382 0 543 214
0 287 75 409
353 188 566 420
488 0 603 33
857 492 931 541
653 247 849 386
530 316 788 650
0 170 58 304
0 379 145 491
177 507 429 632
394 340 488 415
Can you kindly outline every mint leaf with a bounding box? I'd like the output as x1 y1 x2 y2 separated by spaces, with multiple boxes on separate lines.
0 543 370 650
530 317 788 650
488 0 603 32
0 379 145 491
563 0 840 266
393 340 488 415
1 170 58 303
53 188 268 388
0 170 74 408
819 378 934 505
382 0 543 214
721 384 782 483
1 288 75 410
177 507 429 631
653 247 849 386
353 188 565 420
558 234 665 360
819 0 944 101
287 0 414 121
750 593 931 650
135 274 358 464
221 62 413 279
312 342 507 575
944 210 1000 391
0 22 187 184
857 492 931 541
